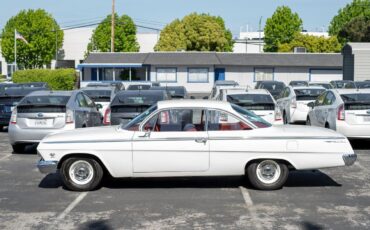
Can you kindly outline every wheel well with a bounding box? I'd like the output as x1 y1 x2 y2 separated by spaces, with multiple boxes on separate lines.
245 158 296 173
325 122 330 128
57 153 111 176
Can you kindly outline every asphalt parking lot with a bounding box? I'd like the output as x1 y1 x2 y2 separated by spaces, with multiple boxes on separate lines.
0 130 370 230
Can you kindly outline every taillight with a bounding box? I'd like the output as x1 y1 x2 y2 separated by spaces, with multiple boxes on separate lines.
291 97 297 108
274 108 282 121
103 108 111 125
66 109 74 124
10 108 17 124
337 104 345 120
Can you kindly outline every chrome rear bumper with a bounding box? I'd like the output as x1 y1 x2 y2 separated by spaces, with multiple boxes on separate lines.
37 159 58 174
342 153 357 166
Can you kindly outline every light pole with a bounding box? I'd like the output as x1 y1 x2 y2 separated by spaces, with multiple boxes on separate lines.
111 0 115 52
259 16 262 53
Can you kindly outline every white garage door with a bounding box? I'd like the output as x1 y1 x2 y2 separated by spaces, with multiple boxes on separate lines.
310 69 342 82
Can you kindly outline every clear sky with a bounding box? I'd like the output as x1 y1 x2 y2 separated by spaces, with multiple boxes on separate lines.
0 0 353 36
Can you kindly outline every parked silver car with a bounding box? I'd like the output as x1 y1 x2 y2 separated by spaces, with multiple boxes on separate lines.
307 89 370 138
276 86 325 124
8 90 102 153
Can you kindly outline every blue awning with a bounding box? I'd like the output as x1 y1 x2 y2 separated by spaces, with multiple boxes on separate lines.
77 63 143 70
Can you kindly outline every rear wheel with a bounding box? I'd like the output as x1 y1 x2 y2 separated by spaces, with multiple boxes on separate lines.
325 123 330 129
283 112 289 124
12 144 26 154
306 117 311 126
247 160 289 190
61 157 104 191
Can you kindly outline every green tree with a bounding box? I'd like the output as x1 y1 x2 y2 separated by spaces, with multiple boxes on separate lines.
278 33 342 53
329 0 370 42
1 9 63 69
155 13 233 52
338 16 370 42
87 14 139 53
264 6 303 52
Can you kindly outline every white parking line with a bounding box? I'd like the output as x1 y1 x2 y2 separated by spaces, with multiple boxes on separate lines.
0 154 11 161
239 186 262 230
56 192 88 220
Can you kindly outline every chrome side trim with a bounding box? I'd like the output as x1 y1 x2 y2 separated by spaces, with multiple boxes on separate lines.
43 136 345 144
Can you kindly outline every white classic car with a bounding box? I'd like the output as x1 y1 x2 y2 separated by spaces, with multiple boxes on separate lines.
37 100 357 191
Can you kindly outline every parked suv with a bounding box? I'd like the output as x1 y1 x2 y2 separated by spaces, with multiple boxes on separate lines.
0 87 48 130
218 88 283 125
276 86 325 124
307 89 370 138
8 90 102 152
104 90 169 125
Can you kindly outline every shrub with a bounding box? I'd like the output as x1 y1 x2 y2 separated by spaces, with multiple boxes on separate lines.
12 68 77 90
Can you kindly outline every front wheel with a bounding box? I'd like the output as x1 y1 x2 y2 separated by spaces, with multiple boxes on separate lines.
61 157 104 191
247 160 289 190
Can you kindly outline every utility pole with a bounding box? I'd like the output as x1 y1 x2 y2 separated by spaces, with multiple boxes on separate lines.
111 0 115 52
259 16 262 53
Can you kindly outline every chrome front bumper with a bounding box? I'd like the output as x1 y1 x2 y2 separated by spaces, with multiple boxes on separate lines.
37 159 58 174
342 153 357 166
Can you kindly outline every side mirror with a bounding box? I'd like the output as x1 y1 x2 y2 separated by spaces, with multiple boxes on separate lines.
307 102 315 108
202 96 209 100
96 104 103 110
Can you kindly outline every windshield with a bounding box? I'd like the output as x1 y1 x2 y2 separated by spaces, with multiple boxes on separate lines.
294 88 325 101
231 104 271 128
151 87 185 97
356 82 370 89
116 93 164 105
290 81 308 86
260 82 285 91
309 83 332 89
83 90 111 102
122 105 157 131
19 95 70 106
227 94 275 110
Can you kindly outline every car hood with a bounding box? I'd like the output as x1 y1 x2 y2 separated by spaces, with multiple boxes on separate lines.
40 126 134 143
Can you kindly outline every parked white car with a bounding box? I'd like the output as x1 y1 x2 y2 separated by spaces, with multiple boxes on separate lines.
307 89 370 138
209 85 247 100
217 88 283 125
276 86 326 124
37 100 356 191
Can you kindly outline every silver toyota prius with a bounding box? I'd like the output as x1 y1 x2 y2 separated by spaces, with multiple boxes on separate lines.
8 90 102 153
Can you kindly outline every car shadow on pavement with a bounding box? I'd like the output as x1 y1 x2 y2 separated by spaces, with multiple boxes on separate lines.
38 173 63 189
284 170 341 187
78 219 113 230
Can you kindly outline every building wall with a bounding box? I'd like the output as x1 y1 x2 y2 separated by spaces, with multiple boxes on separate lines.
354 50 370 81
223 66 254 86
274 67 309 84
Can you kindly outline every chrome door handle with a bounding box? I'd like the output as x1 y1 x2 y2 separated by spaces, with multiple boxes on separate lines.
195 138 207 143
138 131 151 138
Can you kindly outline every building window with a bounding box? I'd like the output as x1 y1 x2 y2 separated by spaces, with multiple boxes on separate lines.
188 68 209 83
156 68 177 82
254 68 273 81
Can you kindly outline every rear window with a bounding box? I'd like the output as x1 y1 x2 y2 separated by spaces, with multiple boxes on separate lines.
114 93 164 105
227 94 274 110
290 81 308 87
83 90 111 102
357 82 370 89
19 95 70 106
127 85 151 90
151 87 185 97
341 93 370 110
294 89 325 101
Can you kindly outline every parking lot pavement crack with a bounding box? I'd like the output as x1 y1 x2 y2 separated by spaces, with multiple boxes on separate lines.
239 186 263 230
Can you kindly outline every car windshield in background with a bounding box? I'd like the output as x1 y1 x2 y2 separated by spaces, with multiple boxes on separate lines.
227 94 274 110
151 87 185 98
231 104 271 128
118 94 162 105
290 81 308 87
294 89 325 100
309 83 332 89
356 82 370 89
83 90 111 102
260 82 285 91
127 85 151 90
122 105 157 131
333 81 352 88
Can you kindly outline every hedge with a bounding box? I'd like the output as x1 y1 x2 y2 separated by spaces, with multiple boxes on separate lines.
12 68 77 90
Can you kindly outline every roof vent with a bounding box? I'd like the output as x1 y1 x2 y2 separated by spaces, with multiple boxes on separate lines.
293 47 307 53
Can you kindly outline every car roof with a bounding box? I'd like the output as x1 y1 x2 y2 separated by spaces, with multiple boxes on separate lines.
214 80 239 86
157 99 233 111
335 89 370 94
116 89 166 96
309 82 331 84
1 87 48 96
27 90 74 96
81 87 113 91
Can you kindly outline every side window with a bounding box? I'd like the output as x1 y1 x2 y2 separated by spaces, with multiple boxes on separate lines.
284 88 291 97
83 94 95 108
207 110 252 131
76 93 88 108
323 92 335 105
144 109 206 132
315 92 327 106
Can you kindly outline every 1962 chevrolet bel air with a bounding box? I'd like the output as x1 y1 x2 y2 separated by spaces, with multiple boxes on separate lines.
37 100 357 191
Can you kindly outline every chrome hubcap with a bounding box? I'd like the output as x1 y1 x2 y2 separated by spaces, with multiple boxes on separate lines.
256 160 281 184
69 160 94 185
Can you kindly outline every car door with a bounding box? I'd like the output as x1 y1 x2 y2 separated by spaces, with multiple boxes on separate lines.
322 92 336 129
75 93 90 128
313 92 327 127
132 108 210 173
